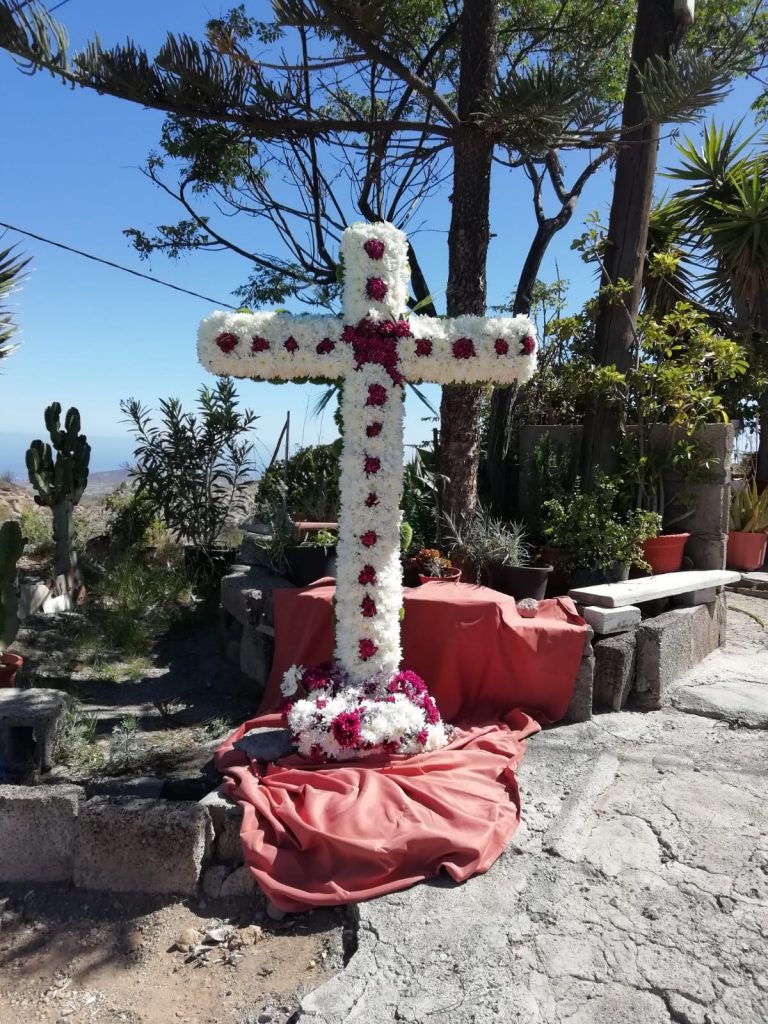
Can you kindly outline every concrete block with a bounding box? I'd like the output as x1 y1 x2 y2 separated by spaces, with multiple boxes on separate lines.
0 688 66 777
569 569 739 608
237 532 271 567
0 784 84 882
200 787 244 867
220 566 294 627
563 627 594 723
635 597 725 710
239 626 269 685
593 633 637 711
673 586 717 607
685 533 727 571
579 604 641 635
75 797 213 894
670 483 729 535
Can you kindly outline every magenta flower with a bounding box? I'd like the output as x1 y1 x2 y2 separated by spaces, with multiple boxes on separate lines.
366 384 388 406
364 455 381 476
358 638 378 661
521 335 536 355
358 564 377 584
366 422 383 438
365 492 379 508
494 338 509 356
331 709 363 749
452 337 476 359
284 336 299 353
415 338 432 357
364 238 385 260
360 530 377 547
251 336 270 353
361 596 377 617
366 277 388 302
215 332 238 354
316 337 335 354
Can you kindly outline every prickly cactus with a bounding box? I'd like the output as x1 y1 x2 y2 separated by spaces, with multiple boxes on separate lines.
0 520 25 653
26 403 90 577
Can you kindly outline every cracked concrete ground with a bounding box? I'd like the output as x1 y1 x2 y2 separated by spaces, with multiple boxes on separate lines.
298 595 768 1024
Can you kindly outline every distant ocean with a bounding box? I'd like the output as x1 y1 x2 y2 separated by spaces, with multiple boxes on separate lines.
0 431 135 481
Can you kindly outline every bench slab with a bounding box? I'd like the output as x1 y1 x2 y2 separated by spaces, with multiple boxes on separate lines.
569 570 741 609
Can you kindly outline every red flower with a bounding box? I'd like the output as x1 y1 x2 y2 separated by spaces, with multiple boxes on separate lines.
316 337 335 354
423 696 440 724
521 335 536 355
331 709 363 748
365 492 378 508
366 277 388 302
251 336 270 353
366 422 383 438
215 332 238 354
361 596 377 617
364 238 385 260
452 337 476 359
284 336 299 353
358 638 378 661
366 384 388 406
309 743 325 763
494 338 509 356
415 338 432 357
358 564 377 584
364 455 381 476
417 728 429 746
360 530 377 547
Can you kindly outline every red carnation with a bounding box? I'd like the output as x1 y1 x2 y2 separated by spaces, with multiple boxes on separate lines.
366 277 388 302
359 564 377 584
316 337 335 354
284 336 299 353
365 492 379 508
251 336 270 353
452 337 476 359
366 422 383 438
364 455 381 476
215 332 238 354
360 530 377 547
494 338 509 356
415 338 432 357
364 238 385 260
521 335 536 355
358 638 378 661
361 596 377 617
366 384 388 406
331 709 363 749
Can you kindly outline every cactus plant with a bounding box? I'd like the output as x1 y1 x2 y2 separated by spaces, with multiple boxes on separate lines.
0 520 25 654
26 403 90 578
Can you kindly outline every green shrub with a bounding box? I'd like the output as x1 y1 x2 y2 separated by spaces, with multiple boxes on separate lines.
256 441 341 522
104 484 165 551
20 504 53 553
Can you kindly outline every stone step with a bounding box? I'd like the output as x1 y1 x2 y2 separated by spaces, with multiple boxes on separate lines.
569 570 741 609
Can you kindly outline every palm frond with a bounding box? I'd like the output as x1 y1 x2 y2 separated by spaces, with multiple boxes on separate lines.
638 52 733 125
0 242 31 362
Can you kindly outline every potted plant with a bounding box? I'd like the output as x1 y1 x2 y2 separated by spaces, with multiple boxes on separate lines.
0 520 25 686
727 479 768 570
406 548 461 584
445 507 553 599
542 474 661 587
284 528 338 587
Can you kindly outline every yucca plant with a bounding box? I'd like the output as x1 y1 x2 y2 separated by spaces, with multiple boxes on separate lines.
0 242 30 364
730 479 768 533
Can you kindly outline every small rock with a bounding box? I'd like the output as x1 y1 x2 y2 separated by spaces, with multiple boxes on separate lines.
231 925 263 947
174 927 202 953
202 865 231 901
517 598 539 618
307 959 317 970
220 866 258 899
266 901 286 921
125 930 144 953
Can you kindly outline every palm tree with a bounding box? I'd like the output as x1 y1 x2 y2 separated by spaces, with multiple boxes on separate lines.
0 241 30 364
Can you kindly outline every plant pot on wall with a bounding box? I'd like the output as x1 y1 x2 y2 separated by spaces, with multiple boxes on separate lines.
284 545 337 588
418 567 462 584
489 563 553 601
726 531 767 572
0 652 23 687
641 533 690 575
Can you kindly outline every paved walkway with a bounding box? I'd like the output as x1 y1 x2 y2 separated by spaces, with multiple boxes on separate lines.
298 595 768 1024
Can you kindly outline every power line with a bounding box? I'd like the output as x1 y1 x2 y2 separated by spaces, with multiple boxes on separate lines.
0 221 236 308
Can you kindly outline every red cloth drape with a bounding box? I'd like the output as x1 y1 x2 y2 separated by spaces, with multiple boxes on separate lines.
215 582 587 911
262 580 586 725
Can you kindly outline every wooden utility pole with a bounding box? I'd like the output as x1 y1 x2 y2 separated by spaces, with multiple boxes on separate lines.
579 0 679 485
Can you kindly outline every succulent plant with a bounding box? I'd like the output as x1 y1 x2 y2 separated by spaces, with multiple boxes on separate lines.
26 403 90 576
0 520 25 653
730 479 768 533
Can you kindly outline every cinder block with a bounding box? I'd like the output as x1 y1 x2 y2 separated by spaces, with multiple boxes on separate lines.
0 688 66 777
593 632 637 711
200 787 244 867
0 784 83 882
685 533 727 571
579 604 641 635
673 586 717 607
75 797 213 894
635 596 725 709
563 627 594 723
220 566 294 627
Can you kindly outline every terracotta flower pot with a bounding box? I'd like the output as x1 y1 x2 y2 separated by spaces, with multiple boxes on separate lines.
726 531 768 572
418 567 462 584
641 533 690 575
0 652 23 687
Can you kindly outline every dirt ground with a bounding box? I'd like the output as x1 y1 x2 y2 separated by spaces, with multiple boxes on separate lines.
0 884 347 1024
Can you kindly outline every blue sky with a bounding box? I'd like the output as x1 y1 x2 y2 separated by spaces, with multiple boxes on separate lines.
0 1 760 476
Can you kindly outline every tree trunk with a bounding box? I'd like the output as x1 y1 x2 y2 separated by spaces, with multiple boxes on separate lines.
579 0 677 486
439 0 499 525
757 393 768 487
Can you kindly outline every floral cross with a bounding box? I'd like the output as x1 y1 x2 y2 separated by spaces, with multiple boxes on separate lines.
198 222 536 758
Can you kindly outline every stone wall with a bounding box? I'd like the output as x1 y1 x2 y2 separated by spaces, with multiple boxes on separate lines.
517 423 735 570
